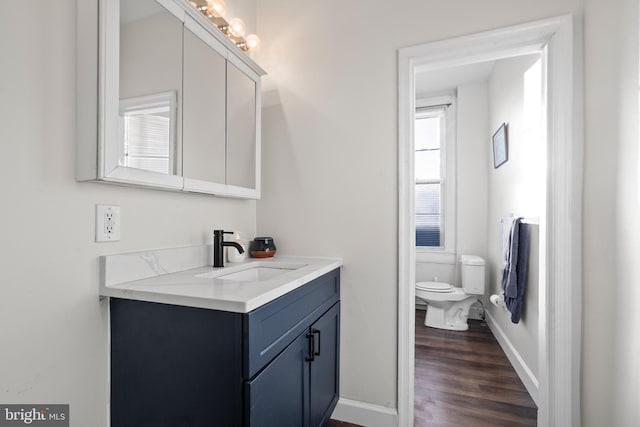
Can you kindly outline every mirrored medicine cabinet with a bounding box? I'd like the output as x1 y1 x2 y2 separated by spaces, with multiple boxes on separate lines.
77 0 265 198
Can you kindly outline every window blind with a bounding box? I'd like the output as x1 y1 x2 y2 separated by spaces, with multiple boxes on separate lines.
123 114 171 174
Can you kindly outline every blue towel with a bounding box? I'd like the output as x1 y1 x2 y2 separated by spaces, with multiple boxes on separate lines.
501 218 521 299
501 218 531 323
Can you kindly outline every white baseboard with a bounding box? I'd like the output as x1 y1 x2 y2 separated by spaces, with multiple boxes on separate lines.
331 397 398 427
485 310 539 406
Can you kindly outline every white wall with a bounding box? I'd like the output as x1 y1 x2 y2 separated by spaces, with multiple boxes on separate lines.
585 0 640 425
456 83 490 260
0 1 256 425
485 53 543 382
613 0 640 423
582 0 619 424
256 0 580 416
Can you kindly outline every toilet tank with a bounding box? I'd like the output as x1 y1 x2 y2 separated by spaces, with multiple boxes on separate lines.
460 255 485 295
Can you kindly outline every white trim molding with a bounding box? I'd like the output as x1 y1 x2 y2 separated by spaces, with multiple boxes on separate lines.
331 398 398 427
398 14 583 427
485 310 539 405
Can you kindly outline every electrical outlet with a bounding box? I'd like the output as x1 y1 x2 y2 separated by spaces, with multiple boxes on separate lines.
96 205 121 242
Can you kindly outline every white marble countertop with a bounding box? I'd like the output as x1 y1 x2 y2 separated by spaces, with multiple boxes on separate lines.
100 247 342 313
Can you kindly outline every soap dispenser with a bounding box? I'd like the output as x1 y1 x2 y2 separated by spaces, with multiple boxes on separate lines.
227 232 246 263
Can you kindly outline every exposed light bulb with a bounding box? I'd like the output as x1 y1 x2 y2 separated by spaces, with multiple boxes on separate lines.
228 17 246 38
245 34 261 51
206 0 226 18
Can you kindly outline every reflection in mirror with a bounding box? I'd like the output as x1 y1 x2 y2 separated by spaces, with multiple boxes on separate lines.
119 0 182 175
226 62 256 188
120 91 177 174
182 28 226 184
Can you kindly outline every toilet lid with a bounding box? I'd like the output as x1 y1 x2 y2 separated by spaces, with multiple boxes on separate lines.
416 281 453 293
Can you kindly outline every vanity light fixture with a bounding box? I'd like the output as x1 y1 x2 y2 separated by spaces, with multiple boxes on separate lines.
189 1 261 53
228 17 246 38
205 0 226 18
243 34 262 51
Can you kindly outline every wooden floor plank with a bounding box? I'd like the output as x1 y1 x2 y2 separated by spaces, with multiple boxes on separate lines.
415 309 537 426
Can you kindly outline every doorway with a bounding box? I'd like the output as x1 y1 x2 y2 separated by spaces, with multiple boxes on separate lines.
398 15 582 427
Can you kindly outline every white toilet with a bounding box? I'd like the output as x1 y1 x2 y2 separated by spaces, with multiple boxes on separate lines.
416 255 485 331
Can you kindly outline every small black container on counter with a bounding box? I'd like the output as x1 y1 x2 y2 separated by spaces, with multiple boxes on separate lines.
249 237 277 258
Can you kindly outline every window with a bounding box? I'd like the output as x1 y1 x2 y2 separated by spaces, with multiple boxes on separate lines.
119 91 177 175
415 96 456 259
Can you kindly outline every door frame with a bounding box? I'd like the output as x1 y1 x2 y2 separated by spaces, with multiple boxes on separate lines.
397 15 583 427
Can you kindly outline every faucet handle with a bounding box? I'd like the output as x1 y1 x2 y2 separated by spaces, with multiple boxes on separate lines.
214 229 234 237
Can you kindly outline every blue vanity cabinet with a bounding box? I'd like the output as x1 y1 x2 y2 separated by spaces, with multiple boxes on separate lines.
245 301 340 427
109 268 340 427
309 302 340 427
244 330 310 425
110 298 244 427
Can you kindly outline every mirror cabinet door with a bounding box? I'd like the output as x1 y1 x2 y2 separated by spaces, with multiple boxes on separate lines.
119 0 183 176
182 27 227 185
226 61 258 191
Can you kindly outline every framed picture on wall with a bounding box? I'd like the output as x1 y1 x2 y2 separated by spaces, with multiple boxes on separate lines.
493 123 508 168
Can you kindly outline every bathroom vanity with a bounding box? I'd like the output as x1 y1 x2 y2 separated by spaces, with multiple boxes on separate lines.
101 247 341 426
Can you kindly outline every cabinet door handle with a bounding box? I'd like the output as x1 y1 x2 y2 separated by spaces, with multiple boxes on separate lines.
305 332 315 362
313 329 321 357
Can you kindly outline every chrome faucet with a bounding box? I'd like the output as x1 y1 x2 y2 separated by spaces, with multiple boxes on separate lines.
213 230 245 267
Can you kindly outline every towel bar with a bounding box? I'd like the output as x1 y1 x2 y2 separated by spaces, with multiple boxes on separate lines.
500 215 540 225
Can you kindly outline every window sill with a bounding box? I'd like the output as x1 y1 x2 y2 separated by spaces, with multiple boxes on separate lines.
415 250 456 264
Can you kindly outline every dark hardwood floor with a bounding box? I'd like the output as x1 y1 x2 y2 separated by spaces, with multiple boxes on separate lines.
414 309 537 426
328 310 535 427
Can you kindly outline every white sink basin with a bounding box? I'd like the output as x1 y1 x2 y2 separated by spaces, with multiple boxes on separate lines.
194 262 308 282
219 267 295 282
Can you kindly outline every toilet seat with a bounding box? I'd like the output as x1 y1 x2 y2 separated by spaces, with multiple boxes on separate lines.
416 281 453 293
416 286 472 302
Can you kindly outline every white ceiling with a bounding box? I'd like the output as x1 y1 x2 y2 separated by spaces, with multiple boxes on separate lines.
415 60 496 97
